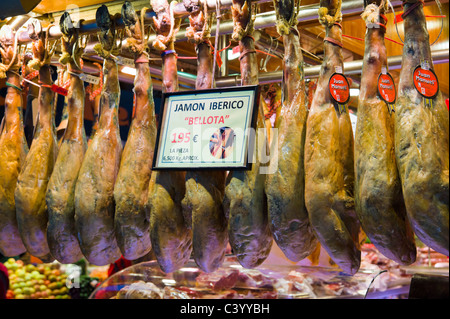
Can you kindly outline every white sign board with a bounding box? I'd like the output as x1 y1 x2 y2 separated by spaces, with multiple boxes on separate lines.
153 85 260 170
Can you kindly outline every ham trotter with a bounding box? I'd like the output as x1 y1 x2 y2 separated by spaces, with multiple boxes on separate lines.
14 19 58 263
0 25 28 257
146 0 192 273
74 5 122 266
181 0 228 273
224 0 273 268
265 0 318 262
395 0 449 256
45 12 87 264
354 1 416 265
114 2 156 260
304 0 361 275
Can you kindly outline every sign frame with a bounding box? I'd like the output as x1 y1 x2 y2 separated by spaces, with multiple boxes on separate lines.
152 85 261 171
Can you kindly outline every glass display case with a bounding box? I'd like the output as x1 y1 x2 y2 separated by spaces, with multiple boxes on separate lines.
89 255 414 299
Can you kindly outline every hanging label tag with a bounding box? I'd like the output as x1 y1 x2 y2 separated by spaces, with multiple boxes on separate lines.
329 72 350 107
413 65 439 99
78 73 100 85
232 46 240 54
377 72 396 113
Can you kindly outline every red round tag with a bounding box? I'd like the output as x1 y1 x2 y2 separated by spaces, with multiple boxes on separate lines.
377 73 396 104
413 66 439 99
329 73 350 104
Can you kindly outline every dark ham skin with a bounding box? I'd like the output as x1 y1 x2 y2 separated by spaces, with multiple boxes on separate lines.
15 25 57 263
224 0 273 269
0 25 28 257
394 0 449 256
146 0 192 273
354 1 416 265
304 0 361 275
265 0 318 262
114 2 156 260
45 12 86 264
74 5 122 266
182 4 228 273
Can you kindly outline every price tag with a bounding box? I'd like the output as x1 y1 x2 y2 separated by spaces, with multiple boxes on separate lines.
153 85 260 170
329 72 350 113
377 72 396 113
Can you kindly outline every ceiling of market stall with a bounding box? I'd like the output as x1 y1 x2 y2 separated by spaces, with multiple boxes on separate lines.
1 0 449 109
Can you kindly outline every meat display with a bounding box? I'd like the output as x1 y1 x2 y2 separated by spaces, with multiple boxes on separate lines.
265 0 318 262
0 25 28 257
14 20 58 263
181 0 228 273
354 1 416 265
74 5 122 266
113 2 156 260
146 0 192 273
303 0 361 275
394 0 449 256
45 12 87 264
224 0 273 268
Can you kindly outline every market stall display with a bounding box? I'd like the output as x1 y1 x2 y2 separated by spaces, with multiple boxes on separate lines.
89 253 415 299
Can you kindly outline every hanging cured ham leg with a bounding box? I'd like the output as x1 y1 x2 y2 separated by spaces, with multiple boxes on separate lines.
114 2 156 260
45 12 87 264
304 0 361 275
146 0 192 273
354 1 416 265
182 2 228 273
14 20 58 263
395 0 449 256
224 0 273 268
265 0 318 262
0 25 28 257
74 5 122 266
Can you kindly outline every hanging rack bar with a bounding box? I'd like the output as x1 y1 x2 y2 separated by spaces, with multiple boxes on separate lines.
16 0 408 45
